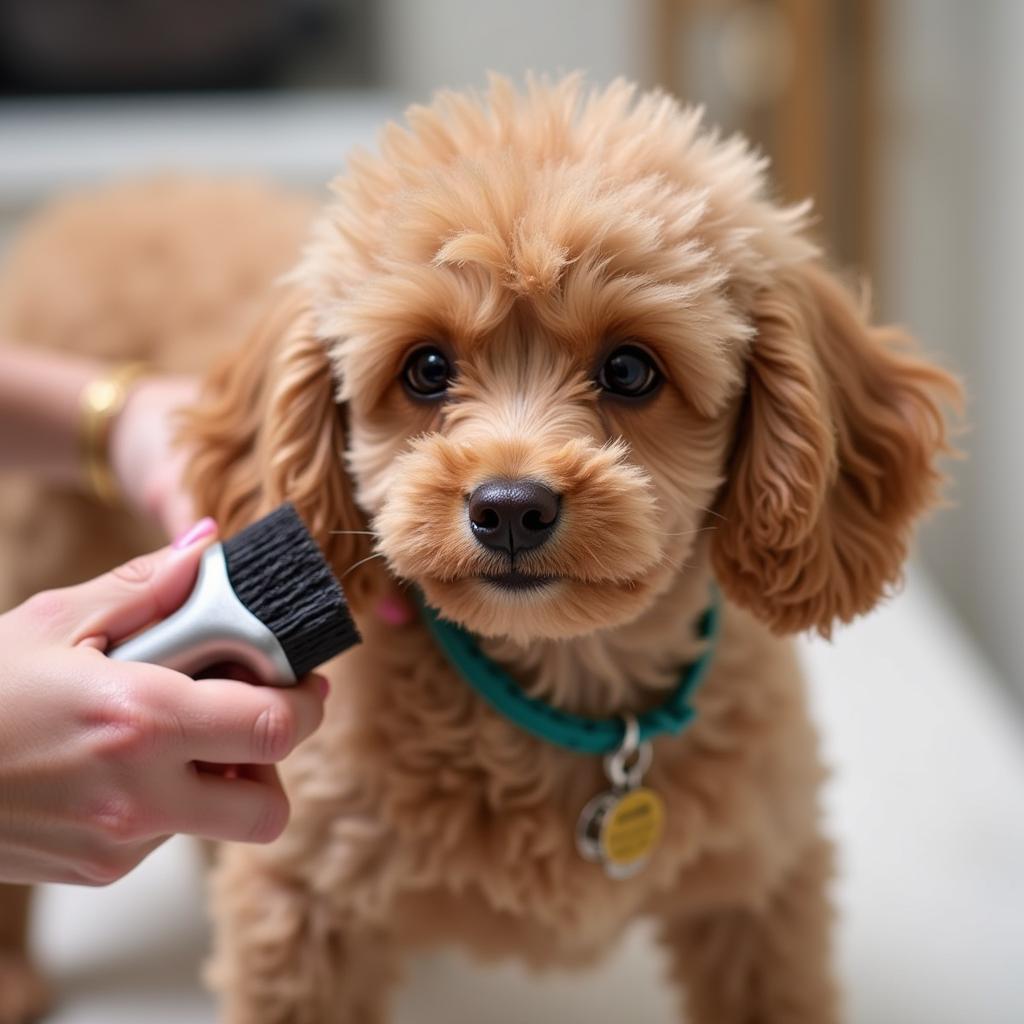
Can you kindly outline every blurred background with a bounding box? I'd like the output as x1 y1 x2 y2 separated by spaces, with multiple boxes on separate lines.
1 0 1019 694
1 3 1022 1023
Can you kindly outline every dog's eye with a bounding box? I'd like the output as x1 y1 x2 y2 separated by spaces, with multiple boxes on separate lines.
597 345 662 398
401 345 453 398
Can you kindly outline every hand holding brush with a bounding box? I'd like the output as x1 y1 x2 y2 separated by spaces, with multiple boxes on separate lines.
0 507 359 886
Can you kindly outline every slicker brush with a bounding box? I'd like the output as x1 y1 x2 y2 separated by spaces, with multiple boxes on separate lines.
109 503 360 683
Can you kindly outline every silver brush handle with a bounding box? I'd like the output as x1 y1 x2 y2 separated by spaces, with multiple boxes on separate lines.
108 544 297 684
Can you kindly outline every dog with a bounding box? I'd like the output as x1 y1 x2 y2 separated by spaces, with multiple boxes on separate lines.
0 75 959 1023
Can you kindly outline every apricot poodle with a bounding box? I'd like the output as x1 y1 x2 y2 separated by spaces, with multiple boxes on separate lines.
0 76 959 1024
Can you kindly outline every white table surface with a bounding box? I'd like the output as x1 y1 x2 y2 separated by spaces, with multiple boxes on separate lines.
30 567 1024 1024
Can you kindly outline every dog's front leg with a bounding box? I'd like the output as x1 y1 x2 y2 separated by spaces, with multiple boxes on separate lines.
207 846 398 1024
658 837 840 1024
0 884 50 1024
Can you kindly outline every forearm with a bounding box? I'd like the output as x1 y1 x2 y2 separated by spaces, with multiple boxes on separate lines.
0 343 103 487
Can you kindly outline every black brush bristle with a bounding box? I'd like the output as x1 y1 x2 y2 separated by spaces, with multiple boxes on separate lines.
221 504 361 678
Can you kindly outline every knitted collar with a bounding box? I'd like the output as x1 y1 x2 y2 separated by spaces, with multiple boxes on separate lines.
416 587 721 756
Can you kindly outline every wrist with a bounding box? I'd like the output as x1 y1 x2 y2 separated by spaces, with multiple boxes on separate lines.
79 362 150 504
0 345 108 485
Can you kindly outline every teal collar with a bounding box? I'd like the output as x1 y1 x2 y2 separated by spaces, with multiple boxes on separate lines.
416 587 721 756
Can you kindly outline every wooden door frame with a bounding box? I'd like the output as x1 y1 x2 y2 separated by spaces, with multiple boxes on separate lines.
653 0 877 273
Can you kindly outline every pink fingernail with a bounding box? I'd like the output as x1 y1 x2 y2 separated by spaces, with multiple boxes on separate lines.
316 676 331 699
173 517 217 550
375 595 413 627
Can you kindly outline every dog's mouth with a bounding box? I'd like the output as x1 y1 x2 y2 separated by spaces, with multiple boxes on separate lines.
404 557 669 640
477 570 560 592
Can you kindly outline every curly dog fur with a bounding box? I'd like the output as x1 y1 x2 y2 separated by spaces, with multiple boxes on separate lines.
0 76 959 1023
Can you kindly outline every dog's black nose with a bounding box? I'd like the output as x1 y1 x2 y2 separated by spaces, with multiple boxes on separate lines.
468 479 560 555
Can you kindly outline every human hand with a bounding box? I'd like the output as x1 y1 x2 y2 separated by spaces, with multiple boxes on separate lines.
0 523 328 886
109 375 200 539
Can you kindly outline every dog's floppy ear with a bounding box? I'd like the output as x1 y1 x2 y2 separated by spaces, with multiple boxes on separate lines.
712 262 961 637
182 286 375 608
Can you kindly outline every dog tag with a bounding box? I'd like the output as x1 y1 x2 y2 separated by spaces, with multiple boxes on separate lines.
576 785 665 879
575 714 665 880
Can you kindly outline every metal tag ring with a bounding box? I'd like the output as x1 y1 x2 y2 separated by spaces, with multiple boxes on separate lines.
603 713 651 789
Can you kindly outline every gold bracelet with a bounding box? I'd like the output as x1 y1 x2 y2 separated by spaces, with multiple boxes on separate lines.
79 362 149 505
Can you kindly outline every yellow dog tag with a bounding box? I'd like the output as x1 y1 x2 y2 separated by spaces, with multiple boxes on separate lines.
601 787 665 868
576 714 665 879
576 785 665 879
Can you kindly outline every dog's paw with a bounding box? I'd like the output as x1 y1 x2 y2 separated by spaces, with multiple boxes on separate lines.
0 955 51 1024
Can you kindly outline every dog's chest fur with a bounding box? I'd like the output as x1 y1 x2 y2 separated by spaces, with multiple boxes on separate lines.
276 597 823 961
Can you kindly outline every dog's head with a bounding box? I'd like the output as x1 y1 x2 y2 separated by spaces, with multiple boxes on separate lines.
186 76 959 643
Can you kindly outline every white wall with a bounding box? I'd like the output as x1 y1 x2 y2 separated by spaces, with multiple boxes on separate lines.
970 1 1024 689
374 0 657 98
877 0 1023 690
